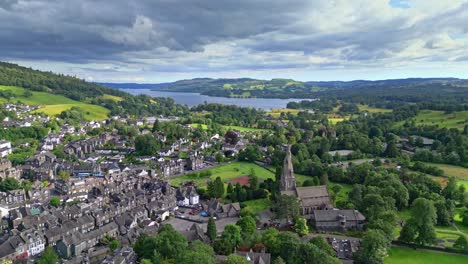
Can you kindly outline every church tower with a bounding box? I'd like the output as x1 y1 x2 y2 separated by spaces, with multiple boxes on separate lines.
280 145 296 191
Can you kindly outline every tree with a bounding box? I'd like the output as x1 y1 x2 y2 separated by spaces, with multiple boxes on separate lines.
57 170 70 181
109 239 121 252
273 194 300 220
320 173 329 185
38 247 58 264
276 232 301 262
154 224 188 260
248 173 259 190
442 177 458 200
236 216 256 238
453 235 468 249
221 224 242 248
49 196 61 207
21 180 32 194
180 240 216 264
462 209 468 227
399 198 437 245
309 236 335 256
293 217 309 237
207 217 217 242
225 254 250 264
354 229 390 264
208 177 225 198
384 142 399 158
215 152 224 163
225 131 239 145
272 257 286 264
261 228 281 256
227 182 234 195
0 177 20 192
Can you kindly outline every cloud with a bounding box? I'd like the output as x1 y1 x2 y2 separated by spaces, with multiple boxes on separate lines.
0 0 467 81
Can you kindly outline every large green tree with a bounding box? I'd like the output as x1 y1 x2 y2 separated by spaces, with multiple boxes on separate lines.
399 198 437 246
38 247 59 264
180 240 215 264
354 229 390 264
273 194 300 220
207 217 217 243
236 216 257 238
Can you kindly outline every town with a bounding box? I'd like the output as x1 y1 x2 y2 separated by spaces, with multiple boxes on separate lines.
0 100 371 264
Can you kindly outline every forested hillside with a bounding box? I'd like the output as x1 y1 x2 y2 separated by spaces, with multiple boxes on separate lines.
0 62 189 117
109 77 468 100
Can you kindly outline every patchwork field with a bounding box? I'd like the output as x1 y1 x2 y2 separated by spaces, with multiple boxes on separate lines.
385 247 468 264
0 85 110 120
401 110 468 130
267 108 300 118
357 104 392 113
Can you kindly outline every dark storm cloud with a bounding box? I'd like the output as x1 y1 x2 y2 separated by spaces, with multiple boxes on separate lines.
0 0 467 76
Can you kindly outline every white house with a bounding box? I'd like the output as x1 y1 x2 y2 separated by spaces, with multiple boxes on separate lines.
0 140 12 158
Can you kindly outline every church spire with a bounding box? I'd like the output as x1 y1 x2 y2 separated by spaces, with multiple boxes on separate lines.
280 144 296 191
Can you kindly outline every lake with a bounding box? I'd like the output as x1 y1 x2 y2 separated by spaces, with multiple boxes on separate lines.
121 89 305 110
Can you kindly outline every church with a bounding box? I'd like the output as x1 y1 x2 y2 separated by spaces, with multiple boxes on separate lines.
280 145 333 215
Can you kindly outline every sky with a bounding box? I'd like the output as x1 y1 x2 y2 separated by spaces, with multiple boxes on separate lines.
1 0 468 83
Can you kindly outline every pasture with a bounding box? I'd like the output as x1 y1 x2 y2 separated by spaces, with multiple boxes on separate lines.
385 247 468 264
0 85 110 120
406 110 468 130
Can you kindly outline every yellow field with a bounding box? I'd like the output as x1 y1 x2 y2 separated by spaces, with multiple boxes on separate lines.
0 85 110 120
101 94 124 102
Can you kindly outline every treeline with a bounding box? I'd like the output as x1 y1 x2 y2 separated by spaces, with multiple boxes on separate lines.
0 126 49 143
190 104 270 128
0 62 126 101
314 83 468 112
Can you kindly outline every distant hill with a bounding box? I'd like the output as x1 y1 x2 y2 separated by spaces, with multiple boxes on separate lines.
104 77 468 99
98 82 170 89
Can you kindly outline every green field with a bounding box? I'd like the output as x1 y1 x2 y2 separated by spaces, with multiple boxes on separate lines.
101 94 124 102
385 247 468 264
0 85 110 120
424 163 468 180
267 108 300 118
358 104 392 113
223 125 271 132
189 123 271 133
189 123 209 130
170 161 275 187
401 110 468 130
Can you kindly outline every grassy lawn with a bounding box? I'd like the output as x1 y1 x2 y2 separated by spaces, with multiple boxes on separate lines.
435 230 461 247
358 104 392 113
385 247 468 264
170 161 275 187
243 198 271 214
457 180 468 189
0 85 110 120
401 110 468 130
